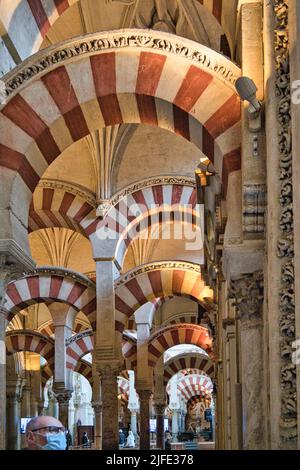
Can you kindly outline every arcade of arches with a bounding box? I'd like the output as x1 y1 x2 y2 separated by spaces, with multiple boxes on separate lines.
0 0 299 451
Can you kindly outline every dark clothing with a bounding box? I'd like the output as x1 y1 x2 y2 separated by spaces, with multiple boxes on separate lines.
119 432 126 446
165 439 171 450
66 432 72 449
82 434 90 448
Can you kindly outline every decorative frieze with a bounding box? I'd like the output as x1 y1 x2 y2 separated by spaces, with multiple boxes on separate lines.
243 184 266 234
229 271 264 326
1 30 240 104
115 261 201 287
274 0 297 444
110 176 195 208
23 266 95 289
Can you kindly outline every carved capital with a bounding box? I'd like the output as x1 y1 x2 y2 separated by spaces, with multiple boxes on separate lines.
154 403 166 415
91 401 103 414
229 271 264 326
0 255 28 308
138 390 152 402
53 389 73 403
98 362 123 381
243 184 266 234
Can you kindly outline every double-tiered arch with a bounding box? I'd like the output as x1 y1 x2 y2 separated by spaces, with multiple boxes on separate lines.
0 30 241 251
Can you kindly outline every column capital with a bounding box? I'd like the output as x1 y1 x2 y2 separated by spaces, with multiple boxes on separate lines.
138 389 152 401
229 270 264 327
154 402 166 415
97 361 123 380
91 401 103 413
53 389 73 403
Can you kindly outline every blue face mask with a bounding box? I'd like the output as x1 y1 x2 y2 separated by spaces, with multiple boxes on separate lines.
42 432 67 450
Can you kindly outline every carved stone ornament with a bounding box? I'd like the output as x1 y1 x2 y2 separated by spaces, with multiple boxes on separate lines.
115 260 201 287
229 271 264 325
110 176 195 208
274 0 297 443
243 184 266 233
0 254 27 308
1 30 240 106
96 200 112 218
23 265 95 289
66 329 93 347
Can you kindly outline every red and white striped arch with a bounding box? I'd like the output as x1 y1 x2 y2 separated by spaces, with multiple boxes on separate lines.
4 271 97 328
39 317 91 337
65 329 137 370
1 32 241 221
177 375 213 401
41 358 93 386
29 185 96 236
0 2 237 69
66 331 94 370
115 263 208 333
148 324 212 367
122 334 137 369
164 353 214 384
166 374 213 401
105 183 198 268
74 358 93 385
6 330 55 370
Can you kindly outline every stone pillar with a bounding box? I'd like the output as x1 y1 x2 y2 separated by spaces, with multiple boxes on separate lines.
55 391 72 429
230 271 265 449
181 411 186 432
138 390 152 449
95 259 117 362
6 377 24 450
92 402 102 450
130 411 138 439
154 403 165 449
222 317 241 449
98 363 120 450
0 307 7 450
171 410 179 441
21 375 31 418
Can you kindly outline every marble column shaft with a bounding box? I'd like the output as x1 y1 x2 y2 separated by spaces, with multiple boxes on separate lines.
6 378 24 450
230 271 266 449
171 410 179 440
138 390 152 450
92 402 102 450
99 365 120 450
154 403 165 449
55 391 72 429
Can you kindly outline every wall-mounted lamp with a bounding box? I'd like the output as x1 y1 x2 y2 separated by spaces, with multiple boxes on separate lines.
235 76 263 157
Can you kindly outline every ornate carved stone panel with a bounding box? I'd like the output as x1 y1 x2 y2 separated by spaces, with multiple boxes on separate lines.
274 0 297 444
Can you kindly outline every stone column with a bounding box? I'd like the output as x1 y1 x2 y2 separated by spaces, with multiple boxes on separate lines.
154 403 165 449
21 382 31 418
98 363 120 450
95 259 117 362
181 411 186 432
92 402 102 450
55 391 72 429
230 271 265 449
130 411 138 439
0 307 7 450
171 410 179 441
6 377 24 450
138 390 152 449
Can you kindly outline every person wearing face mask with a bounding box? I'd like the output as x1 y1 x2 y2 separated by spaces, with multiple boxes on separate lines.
24 416 67 450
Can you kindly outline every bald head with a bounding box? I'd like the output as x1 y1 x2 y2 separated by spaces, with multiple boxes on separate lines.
26 416 64 434
25 416 65 450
